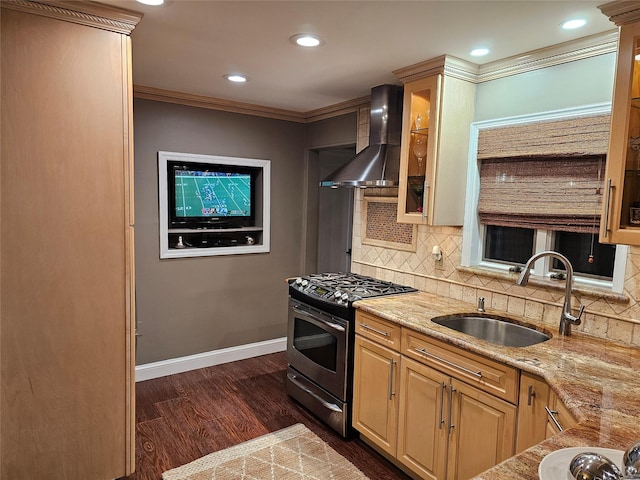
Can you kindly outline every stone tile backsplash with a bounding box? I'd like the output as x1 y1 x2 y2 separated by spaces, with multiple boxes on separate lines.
351 190 640 347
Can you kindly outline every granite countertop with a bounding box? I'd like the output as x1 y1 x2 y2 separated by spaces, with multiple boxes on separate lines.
354 291 640 480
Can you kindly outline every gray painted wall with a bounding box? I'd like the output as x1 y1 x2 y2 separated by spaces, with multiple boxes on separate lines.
302 113 358 274
133 100 357 364
133 99 309 364
475 53 616 121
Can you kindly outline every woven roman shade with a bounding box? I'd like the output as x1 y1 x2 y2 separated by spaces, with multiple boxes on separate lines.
478 156 605 233
476 114 610 234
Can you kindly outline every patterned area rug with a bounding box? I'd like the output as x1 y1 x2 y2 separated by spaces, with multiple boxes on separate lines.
162 423 370 480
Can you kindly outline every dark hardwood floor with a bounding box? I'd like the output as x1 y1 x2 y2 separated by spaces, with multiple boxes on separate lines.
123 351 411 480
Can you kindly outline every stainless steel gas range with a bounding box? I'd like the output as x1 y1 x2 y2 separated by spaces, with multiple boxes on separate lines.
286 273 416 436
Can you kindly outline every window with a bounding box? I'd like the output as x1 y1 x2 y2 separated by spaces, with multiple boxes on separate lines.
462 106 627 292
483 227 618 283
483 225 534 265
552 231 616 280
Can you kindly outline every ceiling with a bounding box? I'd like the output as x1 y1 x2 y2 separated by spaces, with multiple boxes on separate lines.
106 0 617 113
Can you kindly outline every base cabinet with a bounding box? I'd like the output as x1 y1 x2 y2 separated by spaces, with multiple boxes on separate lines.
353 313 518 480
352 335 401 456
447 379 516 480
398 357 449 480
515 372 550 453
515 373 577 452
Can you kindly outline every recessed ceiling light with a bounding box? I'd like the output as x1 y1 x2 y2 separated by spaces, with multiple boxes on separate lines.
470 47 490 57
289 34 324 48
224 74 249 83
136 0 164 5
561 18 587 30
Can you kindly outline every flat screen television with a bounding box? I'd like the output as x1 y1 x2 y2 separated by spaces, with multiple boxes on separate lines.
167 160 257 229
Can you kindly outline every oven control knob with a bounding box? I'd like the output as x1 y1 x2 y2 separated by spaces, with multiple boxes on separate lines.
295 277 303 285
301 279 309 287
333 291 341 298
341 293 349 301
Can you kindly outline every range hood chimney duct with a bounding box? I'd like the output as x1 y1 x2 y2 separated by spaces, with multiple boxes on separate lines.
320 84 404 188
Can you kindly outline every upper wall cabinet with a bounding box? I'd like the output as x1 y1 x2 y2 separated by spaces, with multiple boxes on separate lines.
395 56 476 225
600 2 640 245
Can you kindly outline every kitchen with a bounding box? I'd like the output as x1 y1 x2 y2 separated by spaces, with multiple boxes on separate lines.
2 1 640 479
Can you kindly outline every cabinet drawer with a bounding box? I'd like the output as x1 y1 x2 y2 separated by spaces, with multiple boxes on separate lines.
355 311 401 350
401 329 519 403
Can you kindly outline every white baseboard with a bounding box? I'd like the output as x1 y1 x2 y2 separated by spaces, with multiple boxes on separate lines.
135 337 287 382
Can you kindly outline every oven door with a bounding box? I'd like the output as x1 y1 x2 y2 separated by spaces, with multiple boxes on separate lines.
287 299 349 401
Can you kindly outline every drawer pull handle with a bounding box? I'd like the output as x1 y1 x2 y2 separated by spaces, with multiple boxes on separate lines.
360 323 390 337
545 406 563 432
414 347 483 379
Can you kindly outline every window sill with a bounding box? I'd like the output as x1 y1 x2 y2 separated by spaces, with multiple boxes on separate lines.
456 265 630 304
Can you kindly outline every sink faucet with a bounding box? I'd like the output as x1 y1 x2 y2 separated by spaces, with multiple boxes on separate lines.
515 251 585 336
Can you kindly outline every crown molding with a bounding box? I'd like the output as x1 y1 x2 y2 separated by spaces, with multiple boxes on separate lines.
393 55 480 84
139 30 617 121
477 29 618 82
303 96 370 123
599 0 640 26
1 0 142 35
393 30 618 85
134 85 369 123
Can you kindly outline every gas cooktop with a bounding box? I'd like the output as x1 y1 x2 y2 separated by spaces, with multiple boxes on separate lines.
288 272 417 308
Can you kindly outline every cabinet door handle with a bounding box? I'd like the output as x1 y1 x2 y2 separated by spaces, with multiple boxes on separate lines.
545 406 563 432
527 385 536 406
414 347 483 379
388 358 396 400
422 182 429 221
360 323 390 337
439 381 446 429
603 178 613 239
448 380 456 433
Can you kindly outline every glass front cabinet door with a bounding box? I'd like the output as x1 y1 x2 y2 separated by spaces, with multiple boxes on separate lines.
397 76 438 223
396 66 475 226
600 6 640 245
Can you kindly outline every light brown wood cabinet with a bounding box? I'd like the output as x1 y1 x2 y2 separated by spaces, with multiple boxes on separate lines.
515 373 577 453
515 372 550 453
599 3 640 245
353 335 401 456
545 389 577 438
398 356 449 480
446 379 516 480
1 2 140 479
353 312 517 480
394 56 476 226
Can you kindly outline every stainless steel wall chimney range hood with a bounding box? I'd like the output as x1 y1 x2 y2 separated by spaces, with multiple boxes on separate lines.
320 84 403 188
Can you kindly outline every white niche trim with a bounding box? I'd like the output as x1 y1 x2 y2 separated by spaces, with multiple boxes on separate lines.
158 151 271 258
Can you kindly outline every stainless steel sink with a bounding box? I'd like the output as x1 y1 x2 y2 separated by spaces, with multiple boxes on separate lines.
431 314 551 347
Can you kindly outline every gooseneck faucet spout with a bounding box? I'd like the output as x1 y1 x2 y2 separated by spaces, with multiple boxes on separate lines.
516 251 585 336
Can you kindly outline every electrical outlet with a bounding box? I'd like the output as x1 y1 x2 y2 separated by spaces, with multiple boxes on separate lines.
435 255 444 271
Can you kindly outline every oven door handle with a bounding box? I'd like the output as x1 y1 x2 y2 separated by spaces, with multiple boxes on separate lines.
292 305 346 332
287 372 342 412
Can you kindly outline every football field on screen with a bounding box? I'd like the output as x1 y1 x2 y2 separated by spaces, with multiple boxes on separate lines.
175 173 250 217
